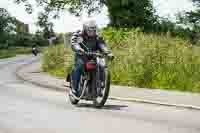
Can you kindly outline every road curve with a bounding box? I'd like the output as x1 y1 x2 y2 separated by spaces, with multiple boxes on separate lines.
0 55 200 133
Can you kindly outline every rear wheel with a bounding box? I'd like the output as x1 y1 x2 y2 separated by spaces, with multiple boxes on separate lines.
93 68 111 108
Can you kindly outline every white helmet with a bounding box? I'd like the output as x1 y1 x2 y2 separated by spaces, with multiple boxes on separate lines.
83 20 97 37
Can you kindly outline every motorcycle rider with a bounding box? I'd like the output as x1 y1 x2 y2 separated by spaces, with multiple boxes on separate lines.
70 20 113 97
32 44 38 56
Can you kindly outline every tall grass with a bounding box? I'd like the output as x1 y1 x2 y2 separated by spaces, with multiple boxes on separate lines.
102 27 200 92
42 28 200 93
42 44 74 78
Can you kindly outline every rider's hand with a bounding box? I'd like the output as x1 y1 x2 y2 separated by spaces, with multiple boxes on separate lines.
107 53 114 60
80 48 85 53
78 48 85 55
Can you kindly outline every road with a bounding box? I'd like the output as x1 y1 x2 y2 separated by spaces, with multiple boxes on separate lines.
0 55 200 133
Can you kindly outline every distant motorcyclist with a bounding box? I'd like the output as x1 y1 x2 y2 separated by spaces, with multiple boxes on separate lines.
32 45 38 56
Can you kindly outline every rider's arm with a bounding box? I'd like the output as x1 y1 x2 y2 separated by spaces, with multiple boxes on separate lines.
97 37 112 54
70 32 84 53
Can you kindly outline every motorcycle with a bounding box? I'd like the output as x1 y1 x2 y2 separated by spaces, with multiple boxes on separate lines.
68 48 114 108
32 47 38 56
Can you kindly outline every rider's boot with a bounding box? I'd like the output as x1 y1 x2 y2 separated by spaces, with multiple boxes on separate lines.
72 80 81 97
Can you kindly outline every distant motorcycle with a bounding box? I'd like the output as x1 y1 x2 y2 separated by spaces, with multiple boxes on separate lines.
32 47 38 56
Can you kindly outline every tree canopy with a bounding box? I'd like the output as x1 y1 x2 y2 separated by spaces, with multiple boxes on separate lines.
0 8 16 34
13 0 155 29
0 8 16 47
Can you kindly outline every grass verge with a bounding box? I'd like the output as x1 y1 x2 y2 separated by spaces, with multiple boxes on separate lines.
42 28 200 93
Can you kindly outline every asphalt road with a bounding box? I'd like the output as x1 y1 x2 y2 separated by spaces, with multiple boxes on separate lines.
0 55 200 133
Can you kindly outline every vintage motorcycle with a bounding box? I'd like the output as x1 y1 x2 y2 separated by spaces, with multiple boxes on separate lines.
67 45 114 108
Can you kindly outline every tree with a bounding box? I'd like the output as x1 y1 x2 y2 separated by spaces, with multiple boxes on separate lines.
192 0 200 5
176 0 200 30
106 0 156 29
36 11 55 39
175 0 200 44
0 8 16 34
13 0 156 29
0 8 16 48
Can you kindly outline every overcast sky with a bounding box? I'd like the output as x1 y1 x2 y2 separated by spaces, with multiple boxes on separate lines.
0 0 195 33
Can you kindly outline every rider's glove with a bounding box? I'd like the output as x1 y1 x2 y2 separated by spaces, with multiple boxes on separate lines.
107 53 114 60
77 48 85 55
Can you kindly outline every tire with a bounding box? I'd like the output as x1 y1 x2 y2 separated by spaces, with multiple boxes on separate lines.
69 93 79 105
93 69 111 108
68 74 79 105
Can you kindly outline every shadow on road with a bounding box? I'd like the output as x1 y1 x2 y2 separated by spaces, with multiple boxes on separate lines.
103 104 128 110
76 103 128 111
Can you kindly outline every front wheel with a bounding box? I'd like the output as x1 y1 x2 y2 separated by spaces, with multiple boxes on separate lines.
93 68 111 108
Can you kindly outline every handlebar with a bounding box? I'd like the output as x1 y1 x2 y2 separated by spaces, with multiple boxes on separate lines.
85 52 104 57
77 42 114 60
84 51 114 60
76 49 114 60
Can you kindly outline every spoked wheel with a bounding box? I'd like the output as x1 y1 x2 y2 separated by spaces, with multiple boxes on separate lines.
68 74 79 105
93 68 111 108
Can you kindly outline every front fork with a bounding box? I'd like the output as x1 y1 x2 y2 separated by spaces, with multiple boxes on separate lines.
80 58 106 98
96 58 106 97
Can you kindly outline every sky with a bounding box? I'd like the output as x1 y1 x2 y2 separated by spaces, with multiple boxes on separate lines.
0 0 195 33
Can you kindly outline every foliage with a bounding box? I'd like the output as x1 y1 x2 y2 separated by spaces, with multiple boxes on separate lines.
13 0 156 30
106 0 156 29
33 31 49 46
0 47 33 59
54 33 64 44
0 8 16 34
13 0 104 16
175 0 200 45
37 12 55 39
42 28 200 93
42 44 72 77
0 8 16 48
101 28 200 92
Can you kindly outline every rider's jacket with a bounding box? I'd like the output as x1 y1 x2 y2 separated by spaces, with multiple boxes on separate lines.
70 30 110 54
